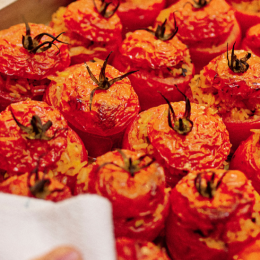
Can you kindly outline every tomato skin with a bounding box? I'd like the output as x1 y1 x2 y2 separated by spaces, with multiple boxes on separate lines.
0 100 88 192
166 169 260 260
156 0 241 73
44 61 140 157
123 103 231 188
229 131 260 193
0 23 70 80
76 149 170 241
0 172 72 202
235 239 260 260
116 237 171 260
113 30 194 111
189 51 260 151
242 24 260 57
51 1 122 65
116 0 166 35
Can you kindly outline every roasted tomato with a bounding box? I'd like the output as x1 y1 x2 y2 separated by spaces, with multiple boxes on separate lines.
112 20 194 111
0 100 88 193
229 129 260 193
50 0 122 65
115 0 166 35
116 237 171 260
156 0 241 73
166 169 260 260
0 170 72 202
76 149 170 241
0 22 70 111
225 0 260 36
241 23 260 57
189 46 260 151
123 91 231 188
44 54 140 158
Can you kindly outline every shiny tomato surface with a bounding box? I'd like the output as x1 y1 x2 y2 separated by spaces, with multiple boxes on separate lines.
0 100 88 192
76 149 170 240
0 23 70 80
190 50 260 151
113 29 194 111
44 60 140 157
123 103 231 187
166 169 260 260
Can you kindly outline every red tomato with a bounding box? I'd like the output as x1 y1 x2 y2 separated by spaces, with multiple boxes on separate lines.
76 149 170 241
0 171 72 202
0 23 70 111
112 25 194 111
229 130 260 193
51 0 122 65
44 57 140 157
123 98 231 188
0 100 88 193
116 0 166 35
116 237 171 260
235 238 260 260
189 49 260 151
166 169 260 260
225 0 260 36
156 0 241 73
241 23 260 57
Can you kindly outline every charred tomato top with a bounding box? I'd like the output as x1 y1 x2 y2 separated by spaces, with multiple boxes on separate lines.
44 60 140 136
0 23 70 80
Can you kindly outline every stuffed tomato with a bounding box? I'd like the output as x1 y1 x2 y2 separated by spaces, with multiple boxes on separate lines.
0 22 70 111
123 91 231 187
156 0 241 73
166 169 260 260
0 100 88 193
189 47 260 151
75 149 170 241
44 54 140 157
113 20 194 111
51 0 122 65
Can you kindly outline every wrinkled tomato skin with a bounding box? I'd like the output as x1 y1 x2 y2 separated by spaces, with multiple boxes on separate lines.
118 0 166 35
0 100 88 192
229 131 260 193
44 62 140 158
166 170 260 260
156 0 241 73
76 150 170 241
0 23 70 80
113 29 194 111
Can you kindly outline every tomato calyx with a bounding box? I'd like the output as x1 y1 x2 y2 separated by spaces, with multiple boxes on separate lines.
85 52 138 110
227 42 251 73
98 150 155 177
93 0 120 19
22 20 68 54
28 157 63 199
10 108 53 141
159 86 193 135
183 0 212 9
143 16 178 41
194 171 227 199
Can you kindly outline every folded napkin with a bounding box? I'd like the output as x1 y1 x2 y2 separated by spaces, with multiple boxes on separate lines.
0 193 116 260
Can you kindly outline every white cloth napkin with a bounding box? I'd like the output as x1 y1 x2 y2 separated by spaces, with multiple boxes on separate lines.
0 193 116 260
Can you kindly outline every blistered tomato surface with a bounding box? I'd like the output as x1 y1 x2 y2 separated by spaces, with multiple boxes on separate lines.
0 23 70 79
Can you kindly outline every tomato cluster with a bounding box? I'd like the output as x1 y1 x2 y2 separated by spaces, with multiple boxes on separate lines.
2 0 260 259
